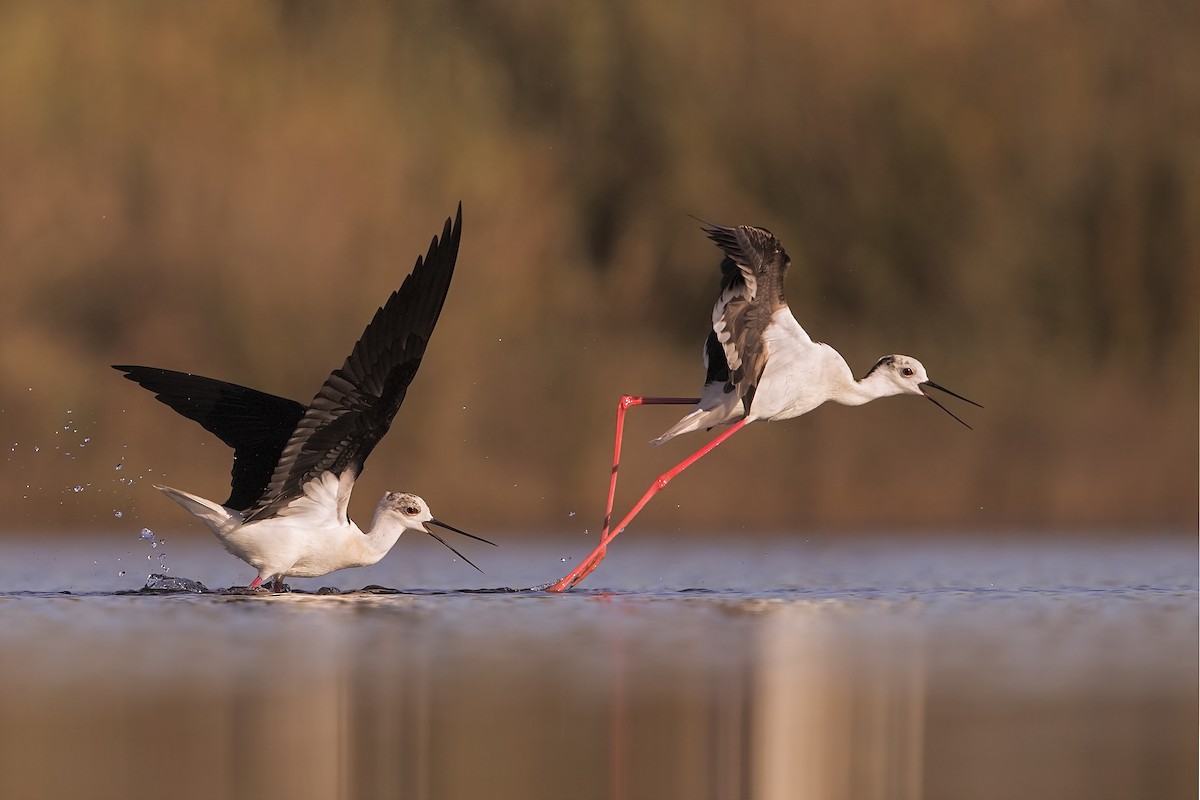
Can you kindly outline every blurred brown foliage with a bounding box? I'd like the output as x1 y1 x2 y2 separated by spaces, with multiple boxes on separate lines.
1 0 1196 536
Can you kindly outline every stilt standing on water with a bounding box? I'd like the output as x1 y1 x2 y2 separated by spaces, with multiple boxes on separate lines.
549 220 980 591
116 204 494 591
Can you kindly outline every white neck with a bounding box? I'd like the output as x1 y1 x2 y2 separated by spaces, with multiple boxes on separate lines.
830 363 906 407
356 510 409 564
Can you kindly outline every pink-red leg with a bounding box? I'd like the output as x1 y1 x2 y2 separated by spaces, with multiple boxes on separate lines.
547 416 748 592
248 575 284 592
547 395 695 592
597 396 699 538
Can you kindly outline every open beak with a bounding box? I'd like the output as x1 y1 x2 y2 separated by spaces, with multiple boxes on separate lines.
421 519 498 573
919 381 984 430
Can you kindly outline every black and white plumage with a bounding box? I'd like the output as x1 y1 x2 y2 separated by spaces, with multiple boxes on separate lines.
549 219 982 591
652 221 981 445
115 204 493 590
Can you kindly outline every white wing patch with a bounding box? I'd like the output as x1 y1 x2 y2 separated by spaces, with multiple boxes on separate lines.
712 283 752 374
274 470 355 528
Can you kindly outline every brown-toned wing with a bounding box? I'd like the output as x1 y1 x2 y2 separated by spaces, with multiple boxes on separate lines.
702 223 789 309
702 223 791 412
245 204 462 521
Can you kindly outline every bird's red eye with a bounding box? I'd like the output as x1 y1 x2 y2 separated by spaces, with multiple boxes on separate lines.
403 506 419 515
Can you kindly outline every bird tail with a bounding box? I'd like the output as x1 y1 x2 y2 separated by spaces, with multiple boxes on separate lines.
155 485 239 536
650 391 743 446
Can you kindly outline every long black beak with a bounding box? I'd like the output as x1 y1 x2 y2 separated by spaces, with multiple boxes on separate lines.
422 518 498 573
919 381 984 430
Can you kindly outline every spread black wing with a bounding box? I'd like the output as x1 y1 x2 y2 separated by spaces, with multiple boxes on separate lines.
112 365 305 510
245 203 463 521
701 222 790 412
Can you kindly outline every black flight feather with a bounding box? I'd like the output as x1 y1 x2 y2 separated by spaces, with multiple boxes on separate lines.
247 203 462 520
111 366 305 510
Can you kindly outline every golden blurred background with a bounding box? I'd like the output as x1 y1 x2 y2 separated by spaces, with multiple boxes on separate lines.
1 0 1196 536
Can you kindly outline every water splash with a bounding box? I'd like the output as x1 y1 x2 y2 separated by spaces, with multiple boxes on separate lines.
138 528 170 574
143 574 209 593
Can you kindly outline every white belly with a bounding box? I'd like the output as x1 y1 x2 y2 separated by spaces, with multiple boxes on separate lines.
218 517 373 579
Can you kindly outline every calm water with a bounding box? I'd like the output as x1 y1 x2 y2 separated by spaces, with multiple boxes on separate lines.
0 532 1194 800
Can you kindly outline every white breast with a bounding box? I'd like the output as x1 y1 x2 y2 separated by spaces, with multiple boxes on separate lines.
749 309 841 422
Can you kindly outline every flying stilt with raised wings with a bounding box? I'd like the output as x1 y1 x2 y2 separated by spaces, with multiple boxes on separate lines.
549 219 979 591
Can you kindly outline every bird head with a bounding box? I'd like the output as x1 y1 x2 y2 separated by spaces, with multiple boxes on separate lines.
377 491 496 571
867 355 983 429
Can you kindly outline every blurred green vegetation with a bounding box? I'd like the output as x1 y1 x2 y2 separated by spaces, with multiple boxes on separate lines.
1 0 1196 536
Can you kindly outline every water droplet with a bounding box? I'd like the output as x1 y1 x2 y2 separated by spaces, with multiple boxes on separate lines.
72 485 84 493
114 511 123 519
139 528 154 541
118 570 126 576
114 463 123 471
568 511 576 518
560 557 568 562
33 446 39 453
82 437 91 446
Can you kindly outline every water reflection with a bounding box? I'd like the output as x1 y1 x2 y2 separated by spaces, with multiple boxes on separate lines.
0 537 1194 800
751 602 925 800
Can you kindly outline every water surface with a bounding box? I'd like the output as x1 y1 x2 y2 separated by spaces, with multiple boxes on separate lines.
0 533 1194 800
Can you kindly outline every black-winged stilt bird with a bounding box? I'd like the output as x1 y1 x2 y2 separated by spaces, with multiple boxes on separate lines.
115 204 494 591
549 220 980 591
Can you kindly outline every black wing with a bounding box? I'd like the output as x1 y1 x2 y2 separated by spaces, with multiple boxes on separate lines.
112 365 305 510
701 222 791 412
245 203 463 521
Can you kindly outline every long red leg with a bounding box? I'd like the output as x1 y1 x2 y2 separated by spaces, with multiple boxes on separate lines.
597 396 699 539
546 395 695 592
547 417 748 592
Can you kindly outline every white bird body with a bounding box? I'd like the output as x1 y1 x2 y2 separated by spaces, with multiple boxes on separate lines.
116 205 494 590
157 476 440 580
652 223 977 445
550 218 980 592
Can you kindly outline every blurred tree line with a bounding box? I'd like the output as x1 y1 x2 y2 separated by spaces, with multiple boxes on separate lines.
1 0 1195 536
